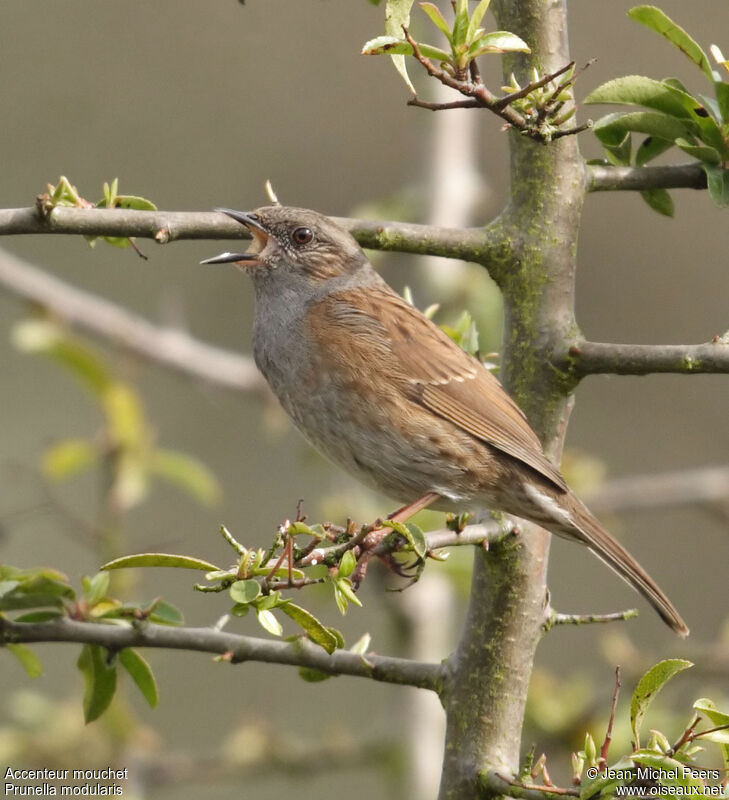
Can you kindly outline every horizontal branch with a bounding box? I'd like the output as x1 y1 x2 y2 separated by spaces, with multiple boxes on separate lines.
562 339 729 376
0 206 489 260
0 248 267 394
0 616 443 692
587 162 707 193
586 464 729 516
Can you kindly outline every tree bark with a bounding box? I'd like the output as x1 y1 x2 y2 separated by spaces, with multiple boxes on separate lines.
437 1 586 796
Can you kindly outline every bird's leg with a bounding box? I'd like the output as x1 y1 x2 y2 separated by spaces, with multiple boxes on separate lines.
386 491 440 524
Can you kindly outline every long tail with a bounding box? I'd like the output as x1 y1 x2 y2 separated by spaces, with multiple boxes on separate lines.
525 484 689 636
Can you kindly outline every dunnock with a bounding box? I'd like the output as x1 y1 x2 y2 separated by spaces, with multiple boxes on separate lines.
203 205 688 636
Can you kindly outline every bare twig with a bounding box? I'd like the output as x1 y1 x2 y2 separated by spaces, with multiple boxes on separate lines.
562 339 729 376
408 97 482 111
600 667 621 764
0 247 266 394
546 609 638 630
586 465 729 517
588 163 707 193
0 616 443 691
482 772 579 800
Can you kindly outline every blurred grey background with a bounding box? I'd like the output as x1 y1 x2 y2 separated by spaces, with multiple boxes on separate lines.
1 2 728 798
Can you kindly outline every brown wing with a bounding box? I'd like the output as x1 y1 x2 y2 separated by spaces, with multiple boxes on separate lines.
311 287 568 493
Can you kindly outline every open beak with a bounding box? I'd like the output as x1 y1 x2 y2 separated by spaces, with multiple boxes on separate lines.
200 208 269 267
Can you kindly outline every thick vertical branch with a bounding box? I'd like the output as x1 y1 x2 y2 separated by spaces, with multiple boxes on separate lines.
437 2 585 797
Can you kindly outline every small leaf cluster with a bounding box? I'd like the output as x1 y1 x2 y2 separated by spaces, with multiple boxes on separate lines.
12 319 220 512
1 566 181 721
572 660 729 800
362 0 529 90
501 64 578 134
586 6 729 215
103 511 431 657
36 175 157 249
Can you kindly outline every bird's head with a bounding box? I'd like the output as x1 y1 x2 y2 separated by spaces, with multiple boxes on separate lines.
202 205 368 284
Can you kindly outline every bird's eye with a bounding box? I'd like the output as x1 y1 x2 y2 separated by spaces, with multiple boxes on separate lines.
291 227 313 246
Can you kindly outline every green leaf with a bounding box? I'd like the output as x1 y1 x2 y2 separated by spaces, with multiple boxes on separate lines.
101 553 221 571
77 644 117 723
111 454 149 512
636 134 676 165
361 34 450 61
580 756 635 800
254 591 282 612
327 627 345 649
332 579 348 615
256 608 283 636
632 750 705 793
298 667 332 682
229 579 261 604
387 519 427 559
147 600 184 626
585 75 696 118
0 579 20 597
385 0 415 93
349 632 372 655
467 31 530 57
674 137 721 164
628 6 714 81
419 2 451 41
714 80 729 123
115 195 157 211
42 439 98 480
13 610 63 623
694 698 729 771
630 659 692 746
593 110 694 146
119 649 158 708
452 0 469 46
150 448 221 506
102 381 145 449
12 320 112 395
604 132 632 166
703 165 729 206
338 549 357 578
0 592 65 611
640 188 675 216
466 0 492 45
0 575 70 607
82 572 110 607
6 644 43 677
279 602 338 653
335 578 362 608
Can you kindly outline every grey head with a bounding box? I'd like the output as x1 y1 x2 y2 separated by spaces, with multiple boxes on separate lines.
201 205 378 294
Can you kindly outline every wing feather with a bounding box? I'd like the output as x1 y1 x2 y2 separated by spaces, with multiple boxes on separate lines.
311 288 568 492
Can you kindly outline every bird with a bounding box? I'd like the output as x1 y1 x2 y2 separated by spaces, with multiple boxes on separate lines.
202 205 689 637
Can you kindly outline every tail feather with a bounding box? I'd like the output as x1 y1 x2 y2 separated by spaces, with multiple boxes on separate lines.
524 484 689 637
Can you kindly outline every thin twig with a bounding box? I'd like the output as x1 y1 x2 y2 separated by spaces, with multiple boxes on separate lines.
484 772 579 799
492 61 574 111
0 247 267 394
600 667 621 764
408 97 482 111
546 609 638 630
